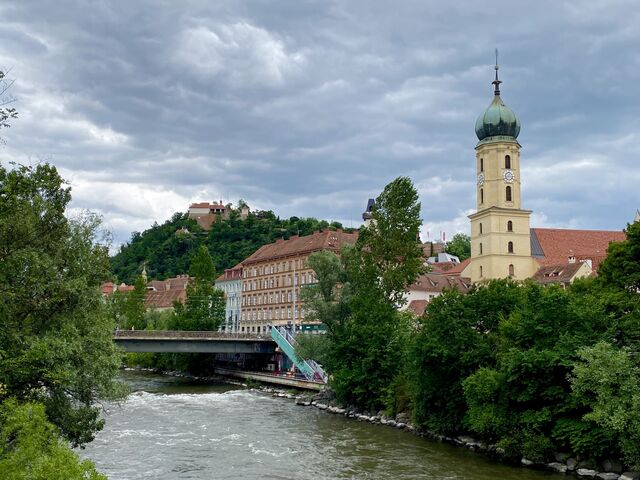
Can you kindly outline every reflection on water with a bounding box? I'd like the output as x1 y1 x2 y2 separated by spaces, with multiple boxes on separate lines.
82 371 557 480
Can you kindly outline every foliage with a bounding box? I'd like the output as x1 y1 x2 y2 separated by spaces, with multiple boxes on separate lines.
409 280 522 433
0 400 106 480
0 162 126 447
304 177 423 412
445 233 471 261
110 275 147 329
171 245 225 331
294 334 330 366
0 70 18 136
111 207 355 285
300 250 350 333
598 220 640 292
571 342 640 469
355 177 424 306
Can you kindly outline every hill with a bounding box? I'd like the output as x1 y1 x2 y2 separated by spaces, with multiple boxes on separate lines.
110 207 354 284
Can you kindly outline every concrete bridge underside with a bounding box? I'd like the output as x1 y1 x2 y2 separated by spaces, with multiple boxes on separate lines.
113 331 276 354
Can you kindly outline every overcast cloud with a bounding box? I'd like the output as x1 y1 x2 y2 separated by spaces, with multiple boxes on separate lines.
1 0 639 248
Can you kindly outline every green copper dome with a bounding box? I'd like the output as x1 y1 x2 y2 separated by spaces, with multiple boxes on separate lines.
475 63 520 141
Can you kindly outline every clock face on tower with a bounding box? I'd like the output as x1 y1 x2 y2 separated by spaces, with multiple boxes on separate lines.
503 170 515 183
477 172 485 186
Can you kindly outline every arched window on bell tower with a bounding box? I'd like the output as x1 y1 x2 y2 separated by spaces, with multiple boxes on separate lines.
507 220 513 232
480 158 484 171
506 186 512 202
505 155 511 169
479 223 483 234
480 265 483 277
479 243 483 254
480 188 484 204
508 264 514 276
508 241 514 253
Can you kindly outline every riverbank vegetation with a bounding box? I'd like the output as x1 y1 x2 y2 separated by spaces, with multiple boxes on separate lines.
301 177 640 471
0 163 126 478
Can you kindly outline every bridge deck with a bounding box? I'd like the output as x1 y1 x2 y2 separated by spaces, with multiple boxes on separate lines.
113 330 275 354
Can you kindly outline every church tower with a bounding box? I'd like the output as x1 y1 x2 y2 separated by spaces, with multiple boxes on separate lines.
465 56 537 282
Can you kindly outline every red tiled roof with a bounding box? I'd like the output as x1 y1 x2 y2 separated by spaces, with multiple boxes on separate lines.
147 276 191 292
145 289 187 309
443 258 471 276
531 228 625 271
408 273 471 294
216 264 243 282
189 202 225 209
408 300 428 316
100 282 116 295
429 261 458 273
532 262 589 285
242 230 358 265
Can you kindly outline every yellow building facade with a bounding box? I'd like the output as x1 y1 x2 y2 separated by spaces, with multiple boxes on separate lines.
463 63 538 282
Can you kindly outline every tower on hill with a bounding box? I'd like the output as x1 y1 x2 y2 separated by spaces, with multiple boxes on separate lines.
465 57 538 282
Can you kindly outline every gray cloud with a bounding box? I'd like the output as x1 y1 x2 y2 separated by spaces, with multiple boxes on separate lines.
1 0 639 249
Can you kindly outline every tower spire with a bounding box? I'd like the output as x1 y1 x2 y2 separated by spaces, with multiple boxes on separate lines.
492 48 501 96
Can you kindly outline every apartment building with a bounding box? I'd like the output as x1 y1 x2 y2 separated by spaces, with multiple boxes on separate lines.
239 229 358 334
214 264 243 332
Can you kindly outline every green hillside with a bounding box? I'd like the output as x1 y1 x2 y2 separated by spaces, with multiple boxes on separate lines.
110 207 354 284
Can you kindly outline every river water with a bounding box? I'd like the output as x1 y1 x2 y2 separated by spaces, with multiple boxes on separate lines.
82 371 557 479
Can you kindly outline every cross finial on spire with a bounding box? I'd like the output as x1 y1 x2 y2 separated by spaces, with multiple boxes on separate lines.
492 48 501 96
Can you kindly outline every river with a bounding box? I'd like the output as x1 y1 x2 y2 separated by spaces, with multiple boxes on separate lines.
82 371 557 479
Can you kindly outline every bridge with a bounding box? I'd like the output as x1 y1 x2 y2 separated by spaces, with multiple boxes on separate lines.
113 328 328 387
113 330 276 354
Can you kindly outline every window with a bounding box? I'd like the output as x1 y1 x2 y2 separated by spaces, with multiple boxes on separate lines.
505 155 511 169
507 220 513 232
509 264 514 277
480 188 484 204
479 243 483 254
479 223 483 234
506 186 512 202
480 265 483 277
480 158 484 172
508 241 514 254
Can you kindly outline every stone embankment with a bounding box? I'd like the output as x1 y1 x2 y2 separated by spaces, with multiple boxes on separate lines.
265 386 639 480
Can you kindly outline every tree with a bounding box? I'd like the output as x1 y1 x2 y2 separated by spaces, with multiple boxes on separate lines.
598 220 640 292
356 176 425 306
571 342 640 469
0 163 126 447
111 275 147 329
172 245 225 331
0 400 106 480
445 233 471 261
0 70 18 138
303 177 424 411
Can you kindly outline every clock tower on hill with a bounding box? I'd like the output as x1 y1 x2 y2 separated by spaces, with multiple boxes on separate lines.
463 58 538 282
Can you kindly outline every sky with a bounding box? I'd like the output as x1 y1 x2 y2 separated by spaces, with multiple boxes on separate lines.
1 0 639 250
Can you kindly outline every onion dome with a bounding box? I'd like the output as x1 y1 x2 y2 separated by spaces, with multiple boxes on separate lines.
475 58 520 141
